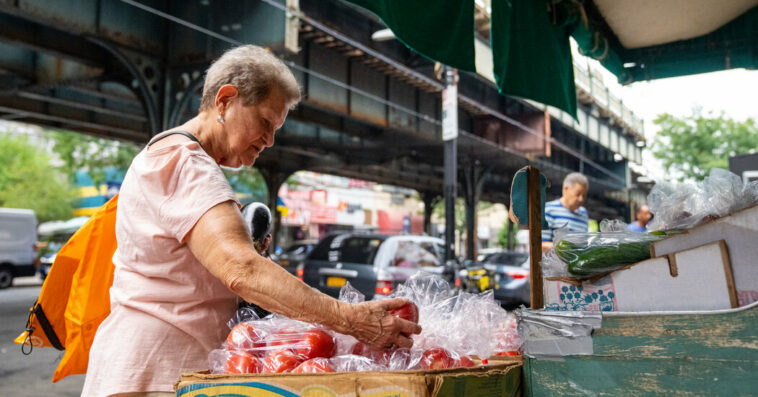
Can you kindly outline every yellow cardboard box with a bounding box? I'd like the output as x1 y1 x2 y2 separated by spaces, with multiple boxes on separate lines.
175 359 522 397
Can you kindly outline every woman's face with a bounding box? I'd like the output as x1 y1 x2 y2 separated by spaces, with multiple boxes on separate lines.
219 85 289 168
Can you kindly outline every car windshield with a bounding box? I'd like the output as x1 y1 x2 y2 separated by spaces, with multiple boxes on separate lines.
392 240 443 268
483 252 529 266
309 235 385 265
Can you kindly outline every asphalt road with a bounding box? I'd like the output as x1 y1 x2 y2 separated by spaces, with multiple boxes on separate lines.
0 278 85 396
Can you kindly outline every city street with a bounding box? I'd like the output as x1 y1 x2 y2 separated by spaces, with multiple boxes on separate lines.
0 278 84 396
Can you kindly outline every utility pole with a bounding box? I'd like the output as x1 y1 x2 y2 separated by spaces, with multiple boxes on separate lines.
442 67 458 262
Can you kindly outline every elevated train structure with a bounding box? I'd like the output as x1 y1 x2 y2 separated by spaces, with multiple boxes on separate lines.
0 0 650 254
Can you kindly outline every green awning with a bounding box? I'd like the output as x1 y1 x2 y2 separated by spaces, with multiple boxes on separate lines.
344 0 578 117
491 0 577 118
345 0 476 73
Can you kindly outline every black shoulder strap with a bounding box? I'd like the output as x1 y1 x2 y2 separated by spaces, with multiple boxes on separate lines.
147 130 202 149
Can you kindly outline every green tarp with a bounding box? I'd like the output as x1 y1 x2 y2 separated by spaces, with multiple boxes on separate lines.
491 0 577 117
344 0 578 118
345 0 476 72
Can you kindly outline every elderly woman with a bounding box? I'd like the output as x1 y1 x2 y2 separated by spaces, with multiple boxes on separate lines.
82 45 420 397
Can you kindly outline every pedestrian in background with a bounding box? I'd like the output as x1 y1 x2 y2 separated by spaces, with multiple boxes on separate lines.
627 205 652 232
542 172 589 251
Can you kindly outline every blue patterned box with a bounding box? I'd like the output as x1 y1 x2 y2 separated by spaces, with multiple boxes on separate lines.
544 276 618 312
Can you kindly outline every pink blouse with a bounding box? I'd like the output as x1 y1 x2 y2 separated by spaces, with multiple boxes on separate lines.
82 141 239 396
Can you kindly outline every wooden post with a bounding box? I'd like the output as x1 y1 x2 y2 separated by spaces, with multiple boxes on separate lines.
528 166 544 309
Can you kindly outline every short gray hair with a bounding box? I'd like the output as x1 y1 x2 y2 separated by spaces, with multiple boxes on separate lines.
563 172 589 189
200 45 301 111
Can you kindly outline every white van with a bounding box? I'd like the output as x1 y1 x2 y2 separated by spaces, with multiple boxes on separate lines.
0 208 38 288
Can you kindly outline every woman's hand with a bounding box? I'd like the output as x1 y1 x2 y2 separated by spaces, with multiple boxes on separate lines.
341 298 422 350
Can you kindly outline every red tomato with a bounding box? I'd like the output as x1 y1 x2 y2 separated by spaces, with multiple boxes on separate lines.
388 302 419 323
263 349 304 373
419 347 455 370
295 329 336 360
292 358 335 373
225 351 262 374
455 356 476 368
227 322 266 355
350 342 392 365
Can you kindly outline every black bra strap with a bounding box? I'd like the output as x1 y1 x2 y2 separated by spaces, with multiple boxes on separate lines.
147 130 202 149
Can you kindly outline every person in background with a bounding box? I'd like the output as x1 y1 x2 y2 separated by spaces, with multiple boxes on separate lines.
627 205 652 233
542 172 589 252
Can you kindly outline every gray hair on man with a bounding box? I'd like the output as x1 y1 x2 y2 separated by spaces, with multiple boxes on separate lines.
200 45 301 111
563 172 589 189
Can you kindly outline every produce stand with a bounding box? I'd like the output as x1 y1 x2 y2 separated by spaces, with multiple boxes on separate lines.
517 169 758 396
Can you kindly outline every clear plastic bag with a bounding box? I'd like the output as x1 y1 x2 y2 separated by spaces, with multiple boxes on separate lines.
549 225 663 277
491 311 522 355
217 315 338 374
292 357 335 373
540 249 569 278
330 354 386 372
209 348 264 374
389 273 507 364
226 306 261 330
211 272 515 374
648 168 758 231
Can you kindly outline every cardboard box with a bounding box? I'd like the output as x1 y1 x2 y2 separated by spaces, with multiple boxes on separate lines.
544 241 737 312
650 204 758 306
174 360 522 397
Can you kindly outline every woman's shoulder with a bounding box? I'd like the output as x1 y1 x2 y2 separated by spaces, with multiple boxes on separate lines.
127 141 223 196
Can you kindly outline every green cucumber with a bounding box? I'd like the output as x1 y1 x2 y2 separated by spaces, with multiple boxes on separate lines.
555 237 657 276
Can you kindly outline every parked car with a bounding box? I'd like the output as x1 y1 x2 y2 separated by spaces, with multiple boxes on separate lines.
0 208 38 288
276 240 318 276
301 233 449 300
481 251 530 307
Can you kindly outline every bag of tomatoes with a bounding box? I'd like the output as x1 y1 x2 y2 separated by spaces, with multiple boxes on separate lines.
209 274 520 375
210 315 339 374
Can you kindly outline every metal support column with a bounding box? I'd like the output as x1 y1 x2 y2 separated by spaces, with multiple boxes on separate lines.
442 67 458 262
421 191 440 236
259 168 293 256
463 160 491 260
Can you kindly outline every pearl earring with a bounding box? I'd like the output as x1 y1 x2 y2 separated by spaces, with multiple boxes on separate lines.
217 115 225 124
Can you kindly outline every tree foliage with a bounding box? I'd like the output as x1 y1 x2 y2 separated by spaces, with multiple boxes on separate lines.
651 112 758 181
223 167 268 204
49 130 139 187
497 219 519 249
0 134 78 221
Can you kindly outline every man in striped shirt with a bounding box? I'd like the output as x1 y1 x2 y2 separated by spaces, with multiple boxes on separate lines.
542 172 589 251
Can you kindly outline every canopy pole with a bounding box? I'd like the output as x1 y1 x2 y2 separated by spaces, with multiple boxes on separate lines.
528 166 544 309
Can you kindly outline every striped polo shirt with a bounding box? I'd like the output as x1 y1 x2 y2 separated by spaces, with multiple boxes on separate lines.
542 199 589 242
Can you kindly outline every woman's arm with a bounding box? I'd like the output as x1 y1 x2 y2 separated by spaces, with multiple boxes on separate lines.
186 201 421 349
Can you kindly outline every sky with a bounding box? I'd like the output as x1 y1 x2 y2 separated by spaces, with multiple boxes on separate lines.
571 43 758 181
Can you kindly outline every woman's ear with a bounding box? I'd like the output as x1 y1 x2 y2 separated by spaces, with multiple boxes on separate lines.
215 84 239 115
